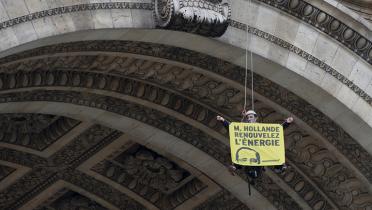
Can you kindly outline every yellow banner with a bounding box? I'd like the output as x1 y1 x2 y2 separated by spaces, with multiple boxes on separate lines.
229 122 285 166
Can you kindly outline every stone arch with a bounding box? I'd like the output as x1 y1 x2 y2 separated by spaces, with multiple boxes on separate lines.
0 100 278 210
0 1 371 209
0 0 370 157
0 44 371 209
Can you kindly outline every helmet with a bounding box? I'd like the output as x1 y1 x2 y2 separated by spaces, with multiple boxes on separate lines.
244 110 257 116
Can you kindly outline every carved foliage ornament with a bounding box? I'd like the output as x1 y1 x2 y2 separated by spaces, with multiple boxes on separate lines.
0 114 55 134
154 0 231 37
92 145 206 209
0 114 80 151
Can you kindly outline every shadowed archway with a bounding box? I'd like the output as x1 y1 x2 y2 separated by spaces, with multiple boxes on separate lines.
0 40 371 209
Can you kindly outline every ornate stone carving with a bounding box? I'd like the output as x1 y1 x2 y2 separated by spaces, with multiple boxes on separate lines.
0 2 152 30
285 130 372 209
0 41 370 185
0 125 140 210
0 54 369 208
0 0 230 38
0 41 371 209
0 55 244 117
0 148 47 167
194 190 250 210
275 163 334 210
229 20 372 106
0 114 55 133
65 171 146 210
35 190 108 210
92 144 206 209
254 0 372 66
0 114 80 151
0 0 366 66
111 145 191 194
154 0 230 37
0 89 300 210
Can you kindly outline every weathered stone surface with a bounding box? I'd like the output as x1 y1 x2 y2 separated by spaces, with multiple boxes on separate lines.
0 40 371 208
0 1 370 209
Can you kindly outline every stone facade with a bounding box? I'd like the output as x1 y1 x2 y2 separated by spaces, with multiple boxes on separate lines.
0 0 370 210
0 41 371 209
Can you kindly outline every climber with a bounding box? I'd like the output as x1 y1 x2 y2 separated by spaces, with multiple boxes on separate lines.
216 110 294 181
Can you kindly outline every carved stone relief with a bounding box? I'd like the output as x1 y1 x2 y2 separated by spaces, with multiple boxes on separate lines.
0 114 80 151
65 171 147 210
0 54 370 208
229 20 372 106
0 124 145 210
0 114 244 210
0 2 153 31
35 190 108 210
254 0 372 66
0 41 369 184
154 0 231 37
0 0 366 66
0 89 304 210
92 144 206 209
194 190 250 210
285 129 372 209
0 42 371 209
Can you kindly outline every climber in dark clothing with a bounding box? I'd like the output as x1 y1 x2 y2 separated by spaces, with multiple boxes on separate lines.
217 110 294 182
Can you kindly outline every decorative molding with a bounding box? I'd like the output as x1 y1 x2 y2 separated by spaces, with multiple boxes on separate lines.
35 190 109 210
229 20 372 106
92 144 206 209
0 41 370 187
0 0 368 65
194 190 249 210
276 162 335 209
0 89 301 209
0 1 368 104
0 69 317 209
154 0 231 37
255 0 372 66
0 2 152 30
0 125 141 210
285 130 372 209
0 108 243 210
0 147 47 167
0 114 56 133
0 114 80 151
0 0 231 38
0 42 371 209
65 171 147 210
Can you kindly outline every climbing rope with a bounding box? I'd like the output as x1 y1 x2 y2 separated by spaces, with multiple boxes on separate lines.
243 19 249 112
243 0 254 113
